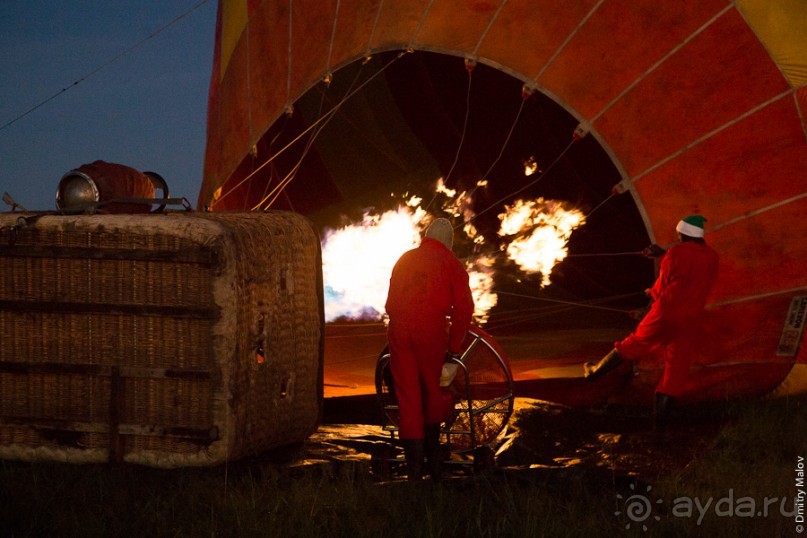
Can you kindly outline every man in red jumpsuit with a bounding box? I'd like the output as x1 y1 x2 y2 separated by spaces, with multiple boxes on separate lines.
584 215 719 428
385 218 475 479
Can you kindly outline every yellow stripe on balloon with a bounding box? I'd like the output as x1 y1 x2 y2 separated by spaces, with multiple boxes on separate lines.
738 0 807 87
219 0 249 82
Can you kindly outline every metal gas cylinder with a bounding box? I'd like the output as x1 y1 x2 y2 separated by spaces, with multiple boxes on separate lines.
56 160 167 214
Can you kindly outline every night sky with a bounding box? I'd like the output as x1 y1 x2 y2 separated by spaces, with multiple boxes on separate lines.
0 1 216 211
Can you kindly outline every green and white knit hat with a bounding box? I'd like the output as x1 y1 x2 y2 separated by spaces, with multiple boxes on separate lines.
676 215 707 238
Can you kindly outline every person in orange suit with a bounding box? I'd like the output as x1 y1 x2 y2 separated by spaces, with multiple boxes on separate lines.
584 215 719 429
385 218 474 479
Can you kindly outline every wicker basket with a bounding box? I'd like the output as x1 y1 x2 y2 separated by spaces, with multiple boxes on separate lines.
0 211 324 467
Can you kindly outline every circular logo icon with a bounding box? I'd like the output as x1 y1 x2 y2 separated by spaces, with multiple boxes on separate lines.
615 483 663 531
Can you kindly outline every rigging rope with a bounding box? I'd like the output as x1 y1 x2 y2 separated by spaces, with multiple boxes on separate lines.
471 0 508 58
711 190 807 234
464 137 576 227
590 3 732 124
432 68 528 214
485 291 645 331
0 0 211 133
495 290 644 314
532 0 605 83
285 0 294 108
566 251 644 257
480 96 526 182
214 51 407 208
583 191 616 220
365 0 385 56
253 113 292 210
325 0 341 75
253 53 378 211
409 0 435 49
252 156 302 210
252 74 332 211
442 63 474 187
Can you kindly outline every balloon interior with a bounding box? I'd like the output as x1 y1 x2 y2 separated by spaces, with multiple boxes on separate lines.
321 180 585 324
201 0 806 415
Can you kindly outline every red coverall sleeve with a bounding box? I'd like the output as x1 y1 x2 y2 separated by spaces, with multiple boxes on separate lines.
649 250 682 308
648 244 718 315
447 260 474 354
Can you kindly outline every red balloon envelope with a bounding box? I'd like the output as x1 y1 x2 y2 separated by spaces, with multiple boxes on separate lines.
200 1 807 405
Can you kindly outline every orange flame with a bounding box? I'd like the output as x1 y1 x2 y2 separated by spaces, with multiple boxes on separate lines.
322 206 424 321
497 198 585 286
321 181 583 322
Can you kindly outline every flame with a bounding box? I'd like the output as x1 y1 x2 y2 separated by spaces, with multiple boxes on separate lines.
523 157 539 176
435 177 456 198
466 254 497 323
497 198 585 287
321 181 584 323
321 206 424 321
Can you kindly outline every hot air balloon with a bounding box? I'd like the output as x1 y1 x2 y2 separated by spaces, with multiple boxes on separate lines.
199 0 807 406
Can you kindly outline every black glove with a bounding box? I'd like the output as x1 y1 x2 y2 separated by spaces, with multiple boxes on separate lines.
642 244 666 258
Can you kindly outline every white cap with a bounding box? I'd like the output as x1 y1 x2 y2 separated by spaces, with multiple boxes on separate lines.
425 218 454 249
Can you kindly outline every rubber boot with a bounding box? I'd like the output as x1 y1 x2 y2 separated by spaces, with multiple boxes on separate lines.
653 392 675 430
402 439 424 480
584 349 623 381
424 423 443 480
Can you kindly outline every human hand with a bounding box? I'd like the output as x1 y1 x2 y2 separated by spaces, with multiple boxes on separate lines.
440 361 459 387
642 244 666 258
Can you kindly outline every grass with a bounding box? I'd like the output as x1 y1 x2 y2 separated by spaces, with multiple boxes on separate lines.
651 395 806 536
0 394 804 537
0 459 622 537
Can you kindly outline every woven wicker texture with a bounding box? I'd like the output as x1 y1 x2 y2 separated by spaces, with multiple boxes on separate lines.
0 211 323 467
